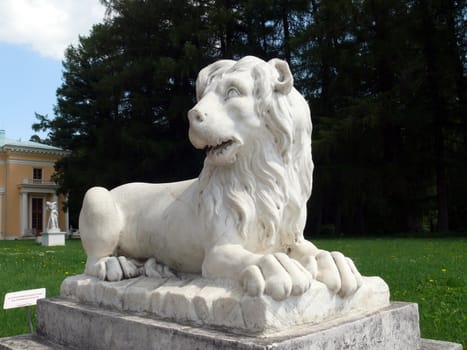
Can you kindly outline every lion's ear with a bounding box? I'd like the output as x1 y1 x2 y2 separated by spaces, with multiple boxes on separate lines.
269 58 293 95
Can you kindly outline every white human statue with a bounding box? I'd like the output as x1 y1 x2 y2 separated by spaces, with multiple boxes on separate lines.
79 56 363 301
46 201 59 232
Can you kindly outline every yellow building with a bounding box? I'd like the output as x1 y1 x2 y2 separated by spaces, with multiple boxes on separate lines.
0 130 69 239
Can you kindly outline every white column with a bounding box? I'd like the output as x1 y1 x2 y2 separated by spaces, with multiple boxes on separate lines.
20 191 28 236
42 198 46 233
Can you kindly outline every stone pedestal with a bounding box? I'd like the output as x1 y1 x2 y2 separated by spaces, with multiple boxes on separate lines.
0 299 461 350
36 299 421 350
41 232 65 246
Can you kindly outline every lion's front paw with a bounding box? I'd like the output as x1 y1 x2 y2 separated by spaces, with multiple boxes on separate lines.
315 251 363 297
240 253 312 301
85 256 144 281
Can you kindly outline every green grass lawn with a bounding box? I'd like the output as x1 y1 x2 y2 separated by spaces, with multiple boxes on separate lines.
0 240 86 337
313 238 466 348
0 238 465 347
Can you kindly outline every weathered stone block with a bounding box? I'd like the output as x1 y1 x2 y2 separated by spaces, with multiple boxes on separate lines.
61 274 390 334
31 298 462 350
1 299 461 350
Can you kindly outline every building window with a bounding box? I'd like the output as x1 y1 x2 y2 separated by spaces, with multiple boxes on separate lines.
33 168 42 184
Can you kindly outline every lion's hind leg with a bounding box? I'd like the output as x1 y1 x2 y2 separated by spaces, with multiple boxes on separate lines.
79 187 123 281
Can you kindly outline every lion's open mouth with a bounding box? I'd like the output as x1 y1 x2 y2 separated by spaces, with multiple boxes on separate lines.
206 139 234 155
204 138 240 165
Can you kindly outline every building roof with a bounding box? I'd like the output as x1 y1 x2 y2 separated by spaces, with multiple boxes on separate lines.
0 130 68 156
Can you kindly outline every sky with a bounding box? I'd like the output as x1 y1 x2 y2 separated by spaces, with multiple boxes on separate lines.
0 0 107 141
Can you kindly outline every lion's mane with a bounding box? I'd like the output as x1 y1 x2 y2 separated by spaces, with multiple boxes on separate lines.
196 57 313 251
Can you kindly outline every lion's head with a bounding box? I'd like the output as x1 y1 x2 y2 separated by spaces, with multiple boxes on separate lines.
188 56 313 251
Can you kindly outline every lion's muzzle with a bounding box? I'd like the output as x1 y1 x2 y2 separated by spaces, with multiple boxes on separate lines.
187 108 207 150
188 97 241 165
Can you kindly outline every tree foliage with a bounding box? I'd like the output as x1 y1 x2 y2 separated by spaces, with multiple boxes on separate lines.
302 0 466 235
34 0 466 234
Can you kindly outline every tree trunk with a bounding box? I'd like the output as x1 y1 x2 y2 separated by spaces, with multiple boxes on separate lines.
334 204 342 236
420 1 449 231
446 0 467 156
356 203 366 236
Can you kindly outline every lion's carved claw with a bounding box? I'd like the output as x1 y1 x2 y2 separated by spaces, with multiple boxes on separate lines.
240 253 312 301
314 251 363 297
144 257 176 278
287 242 364 297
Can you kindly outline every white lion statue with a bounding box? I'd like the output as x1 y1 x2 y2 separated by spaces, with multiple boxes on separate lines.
79 56 362 301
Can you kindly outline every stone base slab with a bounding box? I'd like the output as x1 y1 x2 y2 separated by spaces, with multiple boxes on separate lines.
40 299 419 349
28 299 458 350
421 339 463 350
0 335 460 350
0 334 69 350
61 274 390 334
0 300 461 350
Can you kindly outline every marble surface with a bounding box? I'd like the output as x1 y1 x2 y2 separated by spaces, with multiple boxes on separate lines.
78 57 368 302
61 274 389 334
1 301 461 349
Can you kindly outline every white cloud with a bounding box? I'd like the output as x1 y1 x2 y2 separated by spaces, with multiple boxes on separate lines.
0 0 106 60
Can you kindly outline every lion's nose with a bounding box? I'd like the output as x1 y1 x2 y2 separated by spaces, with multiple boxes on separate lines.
188 109 206 123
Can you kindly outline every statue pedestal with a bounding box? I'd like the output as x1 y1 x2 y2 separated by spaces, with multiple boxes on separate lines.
0 299 461 350
41 232 66 246
59 274 391 333
0 275 462 349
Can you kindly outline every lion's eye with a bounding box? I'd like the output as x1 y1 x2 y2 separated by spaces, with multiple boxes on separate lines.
225 86 241 100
